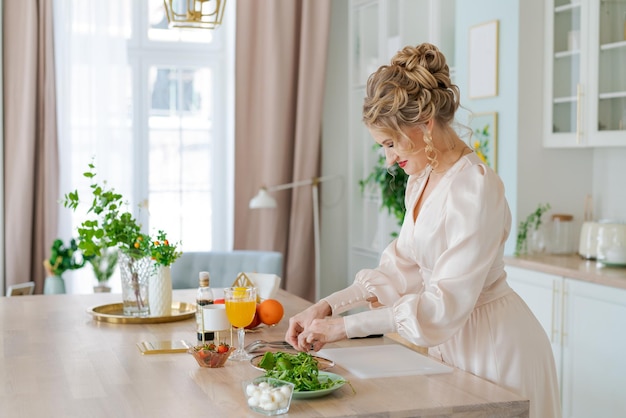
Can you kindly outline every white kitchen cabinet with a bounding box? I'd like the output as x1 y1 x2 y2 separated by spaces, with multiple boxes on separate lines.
544 0 626 148
507 265 626 417
347 0 456 279
561 279 626 417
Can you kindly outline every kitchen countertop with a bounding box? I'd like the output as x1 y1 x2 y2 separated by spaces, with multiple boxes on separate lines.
0 289 529 417
504 253 626 290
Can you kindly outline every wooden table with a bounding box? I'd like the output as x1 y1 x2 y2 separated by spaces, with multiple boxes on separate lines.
0 289 528 417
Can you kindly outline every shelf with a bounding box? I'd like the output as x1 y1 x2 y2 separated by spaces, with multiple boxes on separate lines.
554 2 581 13
553 96 577 104
554 50 580 59
598 91 626 99
600 40 626 51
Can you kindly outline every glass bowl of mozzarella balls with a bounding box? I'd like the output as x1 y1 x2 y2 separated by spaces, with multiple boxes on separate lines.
242 376 294 415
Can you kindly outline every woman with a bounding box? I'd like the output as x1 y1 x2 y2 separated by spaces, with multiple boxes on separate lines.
285 43 561 418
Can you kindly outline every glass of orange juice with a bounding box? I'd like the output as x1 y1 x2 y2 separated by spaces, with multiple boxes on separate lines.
224 287 257 361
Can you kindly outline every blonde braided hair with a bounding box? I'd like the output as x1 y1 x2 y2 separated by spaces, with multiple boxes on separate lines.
363 43 460 168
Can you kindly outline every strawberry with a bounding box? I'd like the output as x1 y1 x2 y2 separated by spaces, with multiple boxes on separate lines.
217 344 229 354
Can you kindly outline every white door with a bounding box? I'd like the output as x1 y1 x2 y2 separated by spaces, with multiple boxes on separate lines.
560 279 626 418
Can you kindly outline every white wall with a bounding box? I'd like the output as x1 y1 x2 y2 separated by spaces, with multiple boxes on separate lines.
454 0 524 255
0 0 4 294
515 0 594 246
592 148 626 221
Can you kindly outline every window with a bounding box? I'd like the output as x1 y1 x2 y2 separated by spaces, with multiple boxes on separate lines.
54 0 234 293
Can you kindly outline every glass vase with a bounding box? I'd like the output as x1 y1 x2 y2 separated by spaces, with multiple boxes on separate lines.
528 227 548 255
119 252 151 317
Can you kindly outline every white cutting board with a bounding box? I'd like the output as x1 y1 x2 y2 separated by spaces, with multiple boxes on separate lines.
317 345 453 379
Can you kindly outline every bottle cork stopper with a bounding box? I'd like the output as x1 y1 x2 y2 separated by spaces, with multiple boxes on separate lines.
199 271 210 287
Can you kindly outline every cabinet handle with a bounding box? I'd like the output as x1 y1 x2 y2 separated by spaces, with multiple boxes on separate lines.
561 282 568 346
576 83 583 144
551 280 558 343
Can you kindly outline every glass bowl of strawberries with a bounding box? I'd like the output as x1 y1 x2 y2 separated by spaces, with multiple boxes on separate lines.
188 342 233 368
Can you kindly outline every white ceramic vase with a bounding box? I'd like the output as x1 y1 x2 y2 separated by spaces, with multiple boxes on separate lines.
149 265 172 317
43 275 66 294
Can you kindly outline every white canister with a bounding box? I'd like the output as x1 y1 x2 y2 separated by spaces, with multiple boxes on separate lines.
579 221 600 259
201 304 232 346
550 214 575 254
597 222 626 265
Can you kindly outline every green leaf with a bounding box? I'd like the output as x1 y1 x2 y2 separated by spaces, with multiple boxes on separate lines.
360 145 407 236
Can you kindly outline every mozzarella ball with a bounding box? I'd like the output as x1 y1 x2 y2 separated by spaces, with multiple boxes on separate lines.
279 385 292 397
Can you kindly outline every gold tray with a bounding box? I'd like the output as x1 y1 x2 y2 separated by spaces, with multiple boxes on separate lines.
88 301 196 324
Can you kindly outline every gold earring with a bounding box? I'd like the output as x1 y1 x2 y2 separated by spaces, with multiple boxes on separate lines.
424 131 434 154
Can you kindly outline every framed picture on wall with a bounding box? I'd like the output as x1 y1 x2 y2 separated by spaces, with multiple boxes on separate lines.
469 112 498 172
468 20 499 99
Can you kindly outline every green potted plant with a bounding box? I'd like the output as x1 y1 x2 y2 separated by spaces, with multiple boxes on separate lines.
42 238 86 294
63 162 152 316
515 203 551 256
150 230 182 267
88 248 119 293
63 163 151 258
359 145 408 237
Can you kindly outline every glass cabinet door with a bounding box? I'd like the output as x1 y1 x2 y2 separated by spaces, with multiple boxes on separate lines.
350 0 381 257
353 1 380 86
595 0 626 135
550 1 585 141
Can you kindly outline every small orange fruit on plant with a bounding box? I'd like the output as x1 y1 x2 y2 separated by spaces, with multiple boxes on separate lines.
257 299 284 326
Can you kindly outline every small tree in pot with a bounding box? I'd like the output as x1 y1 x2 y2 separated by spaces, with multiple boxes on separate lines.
63 162 152 314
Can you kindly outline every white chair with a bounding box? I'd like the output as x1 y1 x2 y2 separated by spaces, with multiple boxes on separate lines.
6 281 35 297
239 272 281 300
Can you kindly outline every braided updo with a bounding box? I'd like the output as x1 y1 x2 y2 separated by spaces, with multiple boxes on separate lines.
362 43 460 140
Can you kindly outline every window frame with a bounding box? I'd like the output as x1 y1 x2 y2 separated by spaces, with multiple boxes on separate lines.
129 0 234 252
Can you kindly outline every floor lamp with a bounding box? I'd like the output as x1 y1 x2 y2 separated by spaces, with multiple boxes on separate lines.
249 175 338 301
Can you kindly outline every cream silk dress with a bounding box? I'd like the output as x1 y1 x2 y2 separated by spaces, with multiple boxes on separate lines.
323 152 561 418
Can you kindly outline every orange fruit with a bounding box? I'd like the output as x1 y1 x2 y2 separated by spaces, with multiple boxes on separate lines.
257 299 284 326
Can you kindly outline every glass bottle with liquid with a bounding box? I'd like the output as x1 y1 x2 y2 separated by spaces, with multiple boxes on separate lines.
196 271 214 343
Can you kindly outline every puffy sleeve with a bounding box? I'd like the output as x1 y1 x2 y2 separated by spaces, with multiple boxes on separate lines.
392 164 508 346
321 238 419 338
321 175 425 337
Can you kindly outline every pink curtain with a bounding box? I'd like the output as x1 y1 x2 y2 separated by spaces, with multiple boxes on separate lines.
3 0 59 294
234 0 331 301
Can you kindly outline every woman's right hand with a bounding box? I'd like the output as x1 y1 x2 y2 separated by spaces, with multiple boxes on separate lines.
285 300 331 351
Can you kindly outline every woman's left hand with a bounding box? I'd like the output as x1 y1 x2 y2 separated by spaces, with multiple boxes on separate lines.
285 301 331 350
296 317 347 352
